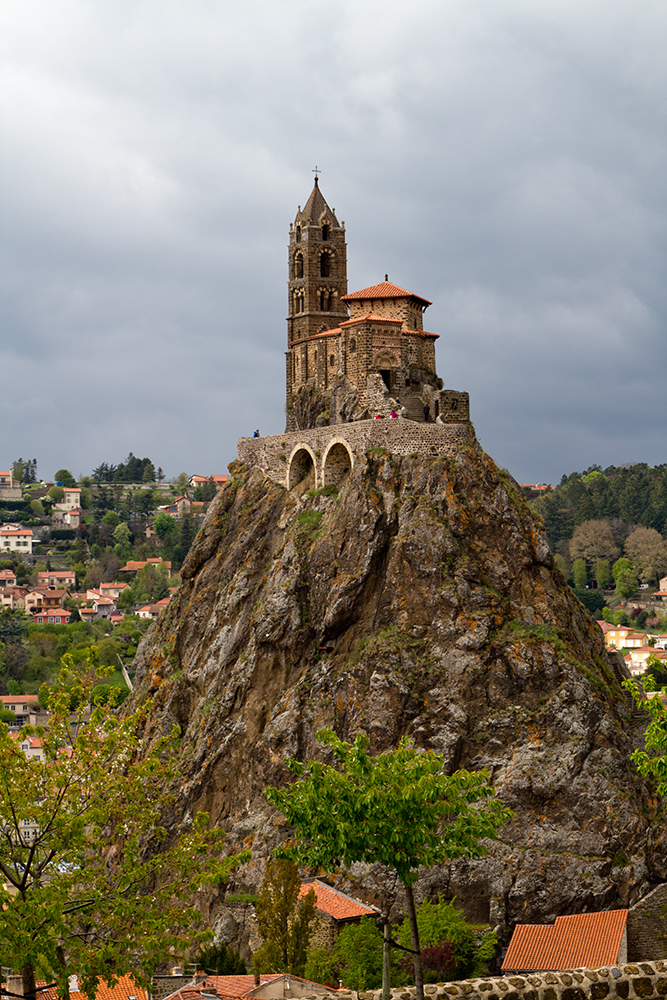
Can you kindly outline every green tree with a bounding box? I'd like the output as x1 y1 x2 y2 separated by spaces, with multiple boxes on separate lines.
624 670 667 794
47 485 64 502
332 917 386 990
396 897 496 981
176 473 189 493
179 509 197 557
102 510 121 528
0 650 249 997
265 730 512 1000
572 558 587 590
191 942 247 975
253 858 317 975
613 557 639 600
153 512 178 546
202 477 217 502
54 469 77 488
113 522 132 559
595 558 611 590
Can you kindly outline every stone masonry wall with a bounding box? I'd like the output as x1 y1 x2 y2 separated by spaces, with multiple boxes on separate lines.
237 419 476 490
628 886 667 962
302 963 667 1000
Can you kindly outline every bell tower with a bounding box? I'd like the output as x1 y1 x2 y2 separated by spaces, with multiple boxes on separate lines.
287 178 348 346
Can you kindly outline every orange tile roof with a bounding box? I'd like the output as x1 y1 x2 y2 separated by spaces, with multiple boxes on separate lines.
501 909 628 972
35 974 147 1000
342 281 432 306
341 312 402 325
299 879 376 921
202 975 284 1000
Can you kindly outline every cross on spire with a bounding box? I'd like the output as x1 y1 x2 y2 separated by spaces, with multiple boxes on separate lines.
312 165 321 183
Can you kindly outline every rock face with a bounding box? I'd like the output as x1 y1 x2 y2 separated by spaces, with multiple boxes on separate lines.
133 438 665 938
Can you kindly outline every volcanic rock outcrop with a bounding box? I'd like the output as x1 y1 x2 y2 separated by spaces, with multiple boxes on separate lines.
132 439 665 939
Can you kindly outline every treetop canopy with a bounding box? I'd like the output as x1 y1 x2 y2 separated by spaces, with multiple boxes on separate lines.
265 729 512 887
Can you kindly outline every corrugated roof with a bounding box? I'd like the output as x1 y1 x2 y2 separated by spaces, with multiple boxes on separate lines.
342 281 431 306
299 879 376 920
502 909 627 972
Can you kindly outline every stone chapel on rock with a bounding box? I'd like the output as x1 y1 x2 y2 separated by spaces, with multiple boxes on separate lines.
284 178 470 431
237 181 473 491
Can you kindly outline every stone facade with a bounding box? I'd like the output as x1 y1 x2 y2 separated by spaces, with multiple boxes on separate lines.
284 182 469 431
237 418 476 491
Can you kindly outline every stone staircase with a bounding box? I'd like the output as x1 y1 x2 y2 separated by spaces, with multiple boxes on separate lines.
396 391 426 422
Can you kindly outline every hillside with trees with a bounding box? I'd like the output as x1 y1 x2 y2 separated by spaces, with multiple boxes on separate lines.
527 463 667 622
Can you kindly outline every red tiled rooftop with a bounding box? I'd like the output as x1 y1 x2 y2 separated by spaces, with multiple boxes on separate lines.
342 281 431 306
501 909 628 972
36 975 147 1000
299 879 376 921
202 975 284 1000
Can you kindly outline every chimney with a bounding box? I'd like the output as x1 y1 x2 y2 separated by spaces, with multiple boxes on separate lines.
171 968 184 977
254 972 260 987
6 977 24 997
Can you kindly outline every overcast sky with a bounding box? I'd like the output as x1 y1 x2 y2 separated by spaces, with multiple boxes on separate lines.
1 0 665 485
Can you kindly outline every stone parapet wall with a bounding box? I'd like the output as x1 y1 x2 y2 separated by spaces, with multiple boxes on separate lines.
301 963 667 1000
237 419 476 490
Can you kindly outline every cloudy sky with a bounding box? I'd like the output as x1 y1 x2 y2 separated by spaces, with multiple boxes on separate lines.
1 0 665 485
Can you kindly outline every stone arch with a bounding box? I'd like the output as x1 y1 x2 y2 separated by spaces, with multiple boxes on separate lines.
288 445 317 492
323 439 353 487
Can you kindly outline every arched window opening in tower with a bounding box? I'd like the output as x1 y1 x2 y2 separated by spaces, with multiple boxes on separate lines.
320 253 331 278
294 253 304 279
319 290 332 311
322 223 330 241
295 225 301 243
329 355 335 367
